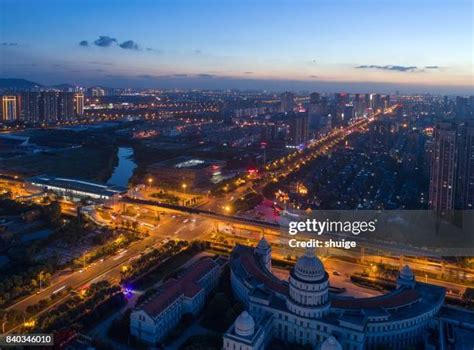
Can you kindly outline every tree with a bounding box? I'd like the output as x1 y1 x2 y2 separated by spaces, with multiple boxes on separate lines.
463 288 474 302
205 293 231 324
43 201 61 225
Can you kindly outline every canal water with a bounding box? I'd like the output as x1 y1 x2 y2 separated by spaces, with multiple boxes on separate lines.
107 147 137 188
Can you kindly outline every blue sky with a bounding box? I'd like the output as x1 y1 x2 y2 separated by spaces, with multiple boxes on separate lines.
0 0 472 93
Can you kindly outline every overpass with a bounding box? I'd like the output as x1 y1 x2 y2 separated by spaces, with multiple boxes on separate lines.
123 196 280 230
122 196 448 258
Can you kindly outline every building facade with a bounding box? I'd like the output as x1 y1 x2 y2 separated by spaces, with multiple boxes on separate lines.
225 238 448 350
74 92 84 116
429 122 457 218
2 95 19 121
280 92 295 113
26 175 126 202
147 156 225 190
130 257 224 344
288 112 310 146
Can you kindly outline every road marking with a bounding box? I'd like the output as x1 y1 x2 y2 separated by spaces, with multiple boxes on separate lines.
52 285 66 294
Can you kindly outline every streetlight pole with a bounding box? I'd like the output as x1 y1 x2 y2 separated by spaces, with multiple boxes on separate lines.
39 271 43 291
182 183 187 206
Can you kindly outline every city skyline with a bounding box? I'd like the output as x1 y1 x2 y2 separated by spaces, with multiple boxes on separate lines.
1 0 473 94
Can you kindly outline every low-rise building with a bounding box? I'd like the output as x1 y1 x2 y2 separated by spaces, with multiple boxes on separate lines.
26 175 126 203
147 156 225 190
130 257 224 344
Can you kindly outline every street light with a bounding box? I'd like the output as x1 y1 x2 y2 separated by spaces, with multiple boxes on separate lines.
38 271 44 291
147 178 153 189
182 183 187 193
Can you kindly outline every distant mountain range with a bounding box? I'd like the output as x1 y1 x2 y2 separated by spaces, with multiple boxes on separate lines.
0 78 81 90
0 78 43 89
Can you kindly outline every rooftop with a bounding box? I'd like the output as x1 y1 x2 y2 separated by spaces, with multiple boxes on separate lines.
138 258 217 318
232 245 288 295
27 175 127 197
149 156 224 170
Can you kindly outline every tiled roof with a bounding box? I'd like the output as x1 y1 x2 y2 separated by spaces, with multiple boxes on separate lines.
332 289 420 310
140 258 216 317
236 245 288 295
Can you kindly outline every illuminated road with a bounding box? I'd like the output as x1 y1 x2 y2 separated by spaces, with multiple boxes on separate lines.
198 106 400 215
208 231 472 293
5 215 212 322
3 105 473 334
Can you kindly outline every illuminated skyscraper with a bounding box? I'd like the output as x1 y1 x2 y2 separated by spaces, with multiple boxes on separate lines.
365 94 371 110
456 122 474 209
429 122 457 218
288 112 309 146
58 92 75 120
20 92 40 122
2 95 19 121
91 87 106 97
74 92 84 116
40 91 59 122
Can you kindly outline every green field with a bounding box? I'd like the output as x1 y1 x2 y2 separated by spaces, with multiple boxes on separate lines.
0 145 117 182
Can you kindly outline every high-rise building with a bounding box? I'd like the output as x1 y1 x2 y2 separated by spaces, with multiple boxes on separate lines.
91 87 106 97
342 104 354 124
354 93 365 117
74 92 84 116
335 93 348 108
280 92 295 113
288 112 309 146
455 96 469 118
309 92 320 104
373 93 382 111
429 122 457 218
58 92 75 120
20 92 40 122
365 94 371 111
456 122 474 209
261 123 278 143
2 95 20 121
40 91 59 122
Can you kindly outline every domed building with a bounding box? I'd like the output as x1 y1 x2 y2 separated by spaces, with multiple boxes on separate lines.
320 336 342 350
225 243 448 350
223 310 272 350
396 264 416 289
235 311 255 337
287 248 331 318
255 236 272 272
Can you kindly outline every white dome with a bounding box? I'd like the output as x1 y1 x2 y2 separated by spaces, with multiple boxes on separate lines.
321 336 342 350
399 265 414 280
234 311 255 337
294 248 326 281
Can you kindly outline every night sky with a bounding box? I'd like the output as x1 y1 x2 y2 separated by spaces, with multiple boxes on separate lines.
1 0 472 93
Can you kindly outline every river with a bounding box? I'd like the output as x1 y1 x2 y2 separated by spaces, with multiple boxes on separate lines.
107 147 137 188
